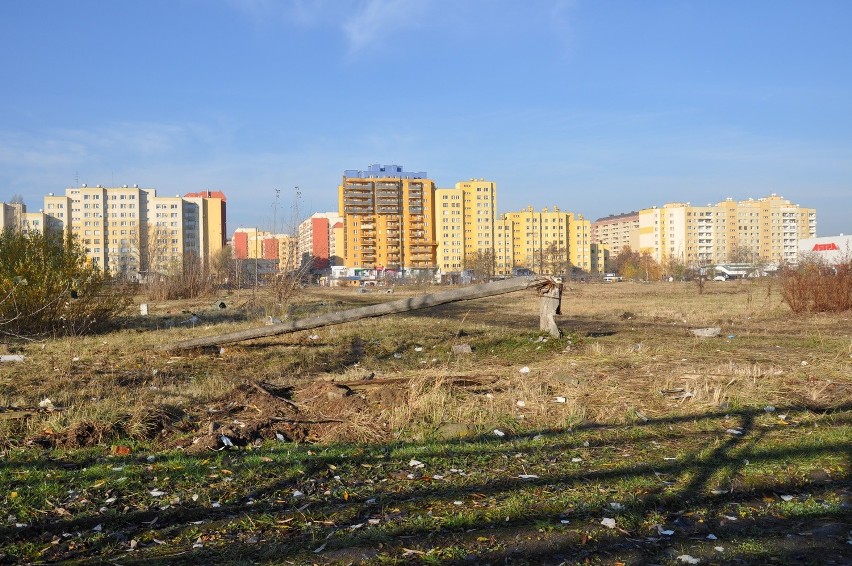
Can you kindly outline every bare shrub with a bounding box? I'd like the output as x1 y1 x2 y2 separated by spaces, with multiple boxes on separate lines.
781 257 852 313
144 255 216 301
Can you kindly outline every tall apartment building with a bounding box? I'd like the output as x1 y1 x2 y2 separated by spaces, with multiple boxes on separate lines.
592 211 640 255
338 164 437 271
297 212 343 270
38 185 226 277
435 179 496 272
494 206 592 275
638 194 816 265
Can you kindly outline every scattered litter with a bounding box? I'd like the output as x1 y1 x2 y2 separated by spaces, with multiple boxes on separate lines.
764 405 776 412
308 334 319 340
414 346 423 352
801 361 808 366
292 490 304 498
515 400 526 408
711 489 727 495
554 396 566 403
192 494 199 502
677 555 700 564
560 519 570 524
609 502 624 511
275 433 286 442
149 490 165 497
725 428 743 435
409 459 425 469
518 474 539 480
220 435 234 447
780 495 794 502
519 366 530 374
714 546 725 552
657 526 675 535
92 524 103 532
664 457 677 461
1 355 25 362
601 518 616 529
726 335 735 339
313 542 327 553
721 515 737 521
38 398 55 410
707 533 717 540
453 500 463 505
493 429 506 438
146 455 156 463
571 457 582 463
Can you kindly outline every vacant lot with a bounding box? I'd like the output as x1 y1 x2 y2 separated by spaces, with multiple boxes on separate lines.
1 279 850 564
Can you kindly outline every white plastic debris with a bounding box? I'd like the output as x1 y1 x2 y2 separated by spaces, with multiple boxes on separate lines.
414 346 423 352
518 474 539 479
554 396 566 403
38 398 55 410
714 546 725 552
409 459 425 468
220 435 234 447
571 457 582 463
764 405 776 412
609 502 624 511
677 555 700 564
516 400 526 408
292 490 304 498
493 429 506 437
707 533 718 540
780 495 794 502
519 366 530 374
308 334 319 340
725 428 743 435
658 527 675 536
601 518 616 529
149 490 165 497
1 355 25 362
93 524 103 532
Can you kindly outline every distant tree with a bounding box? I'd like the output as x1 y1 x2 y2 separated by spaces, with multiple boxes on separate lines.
541 242 571 276
8 194 25 205
463 249 495 281
611 246 640 278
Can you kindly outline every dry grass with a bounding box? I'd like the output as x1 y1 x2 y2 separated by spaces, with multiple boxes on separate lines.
1 279 850 448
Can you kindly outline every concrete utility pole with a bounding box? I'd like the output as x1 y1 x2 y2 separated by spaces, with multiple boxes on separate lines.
165 275 563 351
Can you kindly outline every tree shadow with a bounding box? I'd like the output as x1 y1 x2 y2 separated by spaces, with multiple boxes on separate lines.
1 405 849 564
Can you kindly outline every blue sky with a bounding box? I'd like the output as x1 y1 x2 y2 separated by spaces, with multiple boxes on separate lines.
2 0 850 235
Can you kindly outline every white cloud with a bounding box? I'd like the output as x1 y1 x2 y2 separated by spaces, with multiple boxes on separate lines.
341 0 430 54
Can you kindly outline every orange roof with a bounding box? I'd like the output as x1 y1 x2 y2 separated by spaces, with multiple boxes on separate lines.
185 190 227 201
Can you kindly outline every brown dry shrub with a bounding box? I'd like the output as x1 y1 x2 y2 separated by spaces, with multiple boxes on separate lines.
781 257 852 313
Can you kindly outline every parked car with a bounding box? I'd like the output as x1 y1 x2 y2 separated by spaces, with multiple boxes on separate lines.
713 275 728 281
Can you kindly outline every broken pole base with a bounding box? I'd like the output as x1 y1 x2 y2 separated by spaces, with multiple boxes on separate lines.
538 277 563 338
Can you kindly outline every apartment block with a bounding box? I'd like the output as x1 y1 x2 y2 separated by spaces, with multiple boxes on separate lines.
1 201 48 234
494 206 591 275
435 179 496 272
233 227 298 272
297 212 343 270
638 194 816 265
338 164 437 271
37 185 226 278
591 211 640 256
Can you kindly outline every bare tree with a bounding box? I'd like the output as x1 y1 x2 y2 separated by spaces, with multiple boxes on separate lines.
463 249 496 281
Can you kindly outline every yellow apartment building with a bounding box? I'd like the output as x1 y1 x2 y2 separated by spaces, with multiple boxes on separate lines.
39 185 226 278
338 164 437 272
435 179 496 272
638 194 816 265
494 206 592 275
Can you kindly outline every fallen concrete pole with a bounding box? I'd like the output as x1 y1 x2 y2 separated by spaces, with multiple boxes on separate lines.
166 275 550 351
